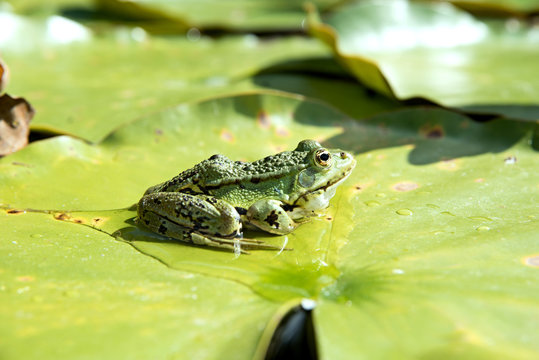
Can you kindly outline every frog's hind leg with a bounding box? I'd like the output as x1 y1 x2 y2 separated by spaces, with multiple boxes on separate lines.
137 192 281 253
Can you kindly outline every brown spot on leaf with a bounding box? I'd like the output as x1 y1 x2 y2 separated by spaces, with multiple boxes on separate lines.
54 212 71 221
0 94 34 155
437 159 458 171
92 217 107 226
275 127 290 138
11 161 31 167
326 217 333 221
392 182 419 192
257 111 271 129
420 124 444 139
522 254 539 268
426 127 444 139
7 209 24 214
220 129 235 143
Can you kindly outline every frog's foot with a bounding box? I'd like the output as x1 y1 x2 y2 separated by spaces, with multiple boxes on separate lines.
191 233 289 254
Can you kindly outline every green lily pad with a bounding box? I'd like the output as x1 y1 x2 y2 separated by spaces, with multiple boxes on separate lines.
309 0 539 116
95 0 343 32
0 210 280 360
1 14 332 142
448 0 539 15
1 92 537 358
2 13 397 143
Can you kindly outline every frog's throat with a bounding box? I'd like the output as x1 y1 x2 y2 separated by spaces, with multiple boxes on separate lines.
288 164 354 206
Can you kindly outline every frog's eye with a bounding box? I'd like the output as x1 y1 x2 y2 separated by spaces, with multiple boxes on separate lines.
314 149 332 168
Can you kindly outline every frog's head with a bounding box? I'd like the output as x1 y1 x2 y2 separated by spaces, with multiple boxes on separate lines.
286 140 356 216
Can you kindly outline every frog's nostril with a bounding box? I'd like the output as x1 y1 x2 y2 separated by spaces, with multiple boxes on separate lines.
340 152 347 159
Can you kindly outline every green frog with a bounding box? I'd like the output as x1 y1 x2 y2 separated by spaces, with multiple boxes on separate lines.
137 140 356 252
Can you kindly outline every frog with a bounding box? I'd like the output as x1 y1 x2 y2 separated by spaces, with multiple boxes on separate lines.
137 139 356 253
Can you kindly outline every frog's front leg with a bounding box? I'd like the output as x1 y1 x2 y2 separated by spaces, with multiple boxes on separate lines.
246 199 299 235
137 192 277 252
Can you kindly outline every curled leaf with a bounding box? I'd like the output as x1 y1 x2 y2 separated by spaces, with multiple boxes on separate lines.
0 94 34 156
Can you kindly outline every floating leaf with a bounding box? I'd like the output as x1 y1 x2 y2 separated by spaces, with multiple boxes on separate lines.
95 0 343 32
2 16 354 142
0 210 280 360
1 92 537 358
309 0 539 118
448 0 539 16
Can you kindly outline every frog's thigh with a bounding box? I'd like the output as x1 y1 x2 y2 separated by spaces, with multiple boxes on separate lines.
246 199 296 235
138 192 241 238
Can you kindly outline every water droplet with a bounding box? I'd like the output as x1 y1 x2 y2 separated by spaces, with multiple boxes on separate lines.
396 209 412 216
220 129 235 143
30 234 43 238
505 18 521 33
375 193 386 198
364 200 380 207
130 27 147 42
426 204 440 209
16 286 30 294
186 27 201 42
392 269 405 274
441 211 456 217
476 226 490 231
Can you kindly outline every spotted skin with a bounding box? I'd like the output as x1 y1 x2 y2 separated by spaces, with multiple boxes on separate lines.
137 140 356 252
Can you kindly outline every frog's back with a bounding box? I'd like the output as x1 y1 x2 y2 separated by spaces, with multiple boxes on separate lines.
145 151 309 207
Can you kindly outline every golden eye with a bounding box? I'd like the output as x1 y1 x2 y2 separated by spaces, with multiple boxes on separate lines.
314 149 332 167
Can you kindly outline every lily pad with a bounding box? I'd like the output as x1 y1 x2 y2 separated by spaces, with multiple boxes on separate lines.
309 0 539 117
1 15 331 142
95 0 344 32
447 0 539 15
1 92 537 358
0 210 280 360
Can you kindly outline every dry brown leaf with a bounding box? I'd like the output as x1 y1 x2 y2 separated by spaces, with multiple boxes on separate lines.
0 94 35 156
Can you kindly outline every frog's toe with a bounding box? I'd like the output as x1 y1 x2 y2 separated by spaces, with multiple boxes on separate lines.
190 233 289 253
